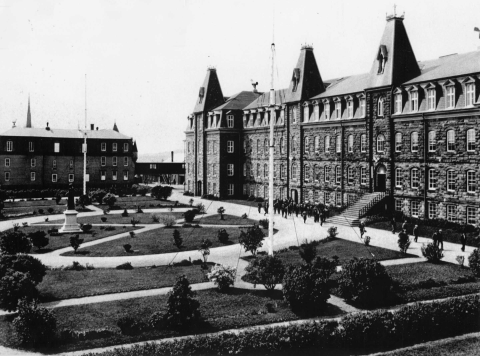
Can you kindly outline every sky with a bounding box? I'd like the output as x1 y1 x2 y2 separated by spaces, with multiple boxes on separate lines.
1 0 480 159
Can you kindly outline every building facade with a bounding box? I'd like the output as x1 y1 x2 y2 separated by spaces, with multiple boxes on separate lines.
185 14 480 226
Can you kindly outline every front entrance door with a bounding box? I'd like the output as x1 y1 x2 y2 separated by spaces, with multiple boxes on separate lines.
291 189 298 203
197 181 202 196
375 165 386 192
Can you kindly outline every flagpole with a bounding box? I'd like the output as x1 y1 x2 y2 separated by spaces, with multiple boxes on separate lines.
268 42 275 256
83 74 87 196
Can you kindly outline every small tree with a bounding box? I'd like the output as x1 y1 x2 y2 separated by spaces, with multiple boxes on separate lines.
198 239 212 266
102 193 117 207
312 256 339 280
0 255 47 285
163 275 200 330
183 209 196 223
299 240 317 264
173 229 183 249
28 231 49 251
188 198 194 206
0 230 32 255
207 264 236 292
326 226 338 241
421 243 444 263
160 215 176 227
217 229 229 244
0 271 38 311
217 207 225 220
398 230 411 254
244 255 285 290
239 225 265 256
13 298 57 346
196 203 206 214
469 249 480 276
55 193 62 205
70 235 84 254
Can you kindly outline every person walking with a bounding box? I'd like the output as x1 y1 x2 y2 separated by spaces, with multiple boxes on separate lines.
413 224 419 243
264 202 269 215
302 210 307 224
401 219 408 233
460 232 467 252
320 210 325 226
437 229 444 250
258 202 262 214
359 221 366 239
432 230 438 247
391 217 396 234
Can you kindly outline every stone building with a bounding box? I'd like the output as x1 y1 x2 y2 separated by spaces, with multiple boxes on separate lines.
185 14 480 225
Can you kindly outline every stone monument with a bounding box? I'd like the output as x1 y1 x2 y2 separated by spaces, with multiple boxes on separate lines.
59 183 82 233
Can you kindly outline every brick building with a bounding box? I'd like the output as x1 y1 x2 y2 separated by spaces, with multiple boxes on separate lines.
0 106 137 189
185 14 480 226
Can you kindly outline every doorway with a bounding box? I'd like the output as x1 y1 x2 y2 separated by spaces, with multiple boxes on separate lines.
197 181 202 196
291 189 298 203
375 165 386 192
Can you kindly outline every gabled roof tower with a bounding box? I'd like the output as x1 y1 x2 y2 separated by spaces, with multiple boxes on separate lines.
193 68 225 113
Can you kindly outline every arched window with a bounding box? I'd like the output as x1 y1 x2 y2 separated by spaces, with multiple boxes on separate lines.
256 139 260 155
378 97 384 117
304 164 310 181
325 135 331 153
314 136 320 152
336 135 341 153
313 165 319 181
360 134 367 152
256 163 260 177
291 136 296 153
467 129 476 151
447 130 455 151
377 134 385 152
411 132 419 152
264 138 268 154
324 166 330 182
395 133 402 152
264 163 268 177
347 135 354 152
335 166 341 184
291 163 298 180
428 131 436 152
280 137 284 154
304 137 310 153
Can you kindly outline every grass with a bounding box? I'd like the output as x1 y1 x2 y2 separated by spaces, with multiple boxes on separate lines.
5 199 67 208
37 264 210 302
193 214 258 226
60 226 248 256
0 288 344 353
97 197 188 210
3 225 138 254
48 211 186 225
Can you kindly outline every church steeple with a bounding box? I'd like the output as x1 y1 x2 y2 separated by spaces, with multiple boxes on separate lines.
26 97 32 128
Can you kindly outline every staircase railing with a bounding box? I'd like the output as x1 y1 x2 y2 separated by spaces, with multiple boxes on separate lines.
358 192 388 218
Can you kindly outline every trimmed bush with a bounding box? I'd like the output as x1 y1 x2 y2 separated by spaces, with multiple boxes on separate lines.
239 225 265 256
0 254 46 285
468 248 480 276
102 193 117 207
123 244 132 253
338 257 392 307
183 209 196 223
259 218 269 229
81 223 93 233
207 264 236 292
0 271 38 311
299 239 317 264
28 230 49 251
160 215 176 227
13 299 57 346
421 243 444 263
173 229 183 249
217 228 229 244
244 255 284 290
116 262 133 270
101 217 107 223
0 230 32 254
163 275 200 330
70 235 84 253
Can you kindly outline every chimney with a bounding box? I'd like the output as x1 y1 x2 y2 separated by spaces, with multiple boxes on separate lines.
171 151 174 162
90 124 94 130
46 122 50 131
96 127 98 130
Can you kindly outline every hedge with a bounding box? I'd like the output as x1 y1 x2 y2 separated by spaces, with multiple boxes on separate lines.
82 294 480 356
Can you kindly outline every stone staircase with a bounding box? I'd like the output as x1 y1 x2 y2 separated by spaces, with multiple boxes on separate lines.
327 192 386 227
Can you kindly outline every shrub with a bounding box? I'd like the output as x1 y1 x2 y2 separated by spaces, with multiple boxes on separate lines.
196 203 206 214
117 316 145 335
131 218 140 227
188 198 194 206
47 207 54 214
217 207 225 219
259 218 269 229
129 231 136 238
81 223 93 232
183 209 196 223
151 185 173 200
70 235 84 253
338 258 392 307
103 208 109 215
27 230 49 251
182 223 192 228
173 229 183 249
282 263 330 315
421 243 444 263
363 235 371 246
149 312 165 330
77 194 91 209
123 244 132 253
121 209 129 217
241 213 248 219
151 214 160 223
116 262 133 270
174 259 192 267
468 249 480 276
90 189 107 204
160 215 176 227
312 256 339 280
327 226 338 240
199 239 212 265
105 225 115 231
101 217 107 223
299 240 317 264
217 228 229 244
207 264 236 292
0 230 32 254
244 255 285 290
13 299 57 346
0 271 38 311
63 261 94 271
38 208 44 214
398 230 411 254
102 193 117 207
239 225 265 256
0 254 46 285
163 275 200 330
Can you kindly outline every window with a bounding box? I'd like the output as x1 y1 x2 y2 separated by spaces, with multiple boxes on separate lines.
113 171 117 180
335 101 341 119
291 163 298 180
6 141 12 152
348 135 354 152
314 165 319 182
335 192 341 206
467 170 476 193
243 141 247 153
123 143 129 152
124 157 128 166
264 164 268 178
447 130 455 151
304 137 309 153
69 160 73 168
466 83 476 107
243 163 246 177
68 174 74 182
394 93 402 114
429 202 438 219
347 100 353 118
101 142 106 151
428 169 438 190
54 142 60 153
335 166 341 184
213 163 217 176
304 164 310 181
446 205 456 222
395 199 402 211
411 168 419 189
411 201 420 218
29 141 34 152
213 142 217 154
52 174 57 182
280 164 286 179
348 166 354 185
324 166 330 182
467 206 476 225
427 88 436 110
324 102 330 120
227 164 234 176
53 160 57 168
377 134 385 153
101 156 106 166
227 140 234 153
303 106 309 122
314 136 320 153
264 139 269 154
113 143 117 152
395 133 402 152
280 137 285 154
113 157 117 166
467 129 475 151
123 170 129 180
428 131 436 152
101 171 106 181
4 172 9 181
361 167 367 185
410 90 418 112
446 85 455 109
336 135 341 153
314 105 319 121
324 192 329 204
411 132 419 152
325 135 331 153
360 98 366 117
228 184 234 196
227 115 234 128
30 172 35 181
447 170 456 191
377 97 384 116
4 158 10 167
31 159 36 167
291 137 296 153
395 168 402 188
360 134 367 152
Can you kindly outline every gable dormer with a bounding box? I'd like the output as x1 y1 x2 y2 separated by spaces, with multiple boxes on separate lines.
377 45 388 74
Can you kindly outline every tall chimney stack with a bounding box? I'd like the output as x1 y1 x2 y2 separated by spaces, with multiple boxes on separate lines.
90 124 94 130
171 151 174 162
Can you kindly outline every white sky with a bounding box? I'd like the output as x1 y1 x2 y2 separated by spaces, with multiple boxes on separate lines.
1 0 479 156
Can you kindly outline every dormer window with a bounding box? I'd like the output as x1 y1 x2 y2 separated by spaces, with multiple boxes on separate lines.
314 103 319 121
377 97 384 117
303 105 309 122
410 90 418 112
377 45 388 74
324 101 330 120
292 68 300 92
227 115 234 128
426 86 436 111
394 91 403 114
346 99 354 119
198 87 205 104
466 82 476 107
334 101 341 119
446 85 455 109
357 95 366 117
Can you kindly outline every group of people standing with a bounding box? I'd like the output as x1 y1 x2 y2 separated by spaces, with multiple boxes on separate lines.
258 199 330 225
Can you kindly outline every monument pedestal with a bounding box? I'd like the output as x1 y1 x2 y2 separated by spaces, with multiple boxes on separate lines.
59 210 82 234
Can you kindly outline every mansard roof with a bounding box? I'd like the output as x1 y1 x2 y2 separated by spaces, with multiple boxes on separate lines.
1 127 132 140
212 91 262 111
243 89 289 110
311 73 370 99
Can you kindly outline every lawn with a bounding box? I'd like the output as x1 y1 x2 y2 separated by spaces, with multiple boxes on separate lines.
48 211 186 225
193 214 258 226
97 197 188 210
2 225 138 254
5 198 67 208
38 264 210 302
0 289 344 353
60 226 249 257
